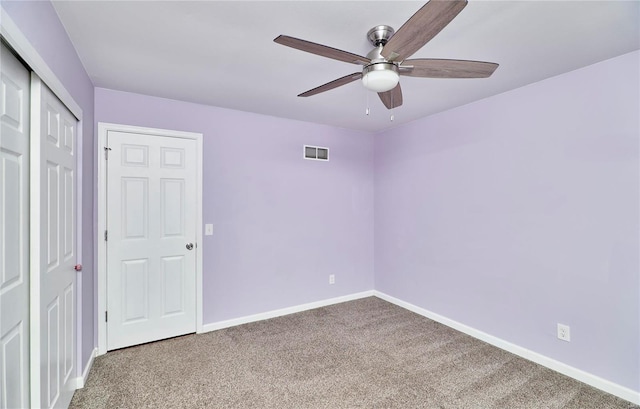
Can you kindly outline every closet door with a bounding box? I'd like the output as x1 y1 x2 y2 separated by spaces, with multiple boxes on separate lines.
0 42 31 409
33 76 78 409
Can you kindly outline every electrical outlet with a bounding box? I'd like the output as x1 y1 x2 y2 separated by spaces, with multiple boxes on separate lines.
557 323 570 342
329 274 335 285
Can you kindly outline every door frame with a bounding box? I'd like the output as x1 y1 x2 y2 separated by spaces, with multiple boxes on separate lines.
97 122 203 355
1 6 85 404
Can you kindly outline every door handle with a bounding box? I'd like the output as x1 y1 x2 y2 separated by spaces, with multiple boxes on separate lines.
186 243 194 250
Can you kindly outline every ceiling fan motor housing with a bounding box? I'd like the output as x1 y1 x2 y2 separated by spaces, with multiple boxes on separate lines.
367 25 395 46
362 26 400 93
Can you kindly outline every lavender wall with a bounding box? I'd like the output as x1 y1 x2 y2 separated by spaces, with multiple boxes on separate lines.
2 1 96 369
94 88 374 323
374 51 640 391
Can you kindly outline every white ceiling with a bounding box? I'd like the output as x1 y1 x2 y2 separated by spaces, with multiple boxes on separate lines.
52 1 639 132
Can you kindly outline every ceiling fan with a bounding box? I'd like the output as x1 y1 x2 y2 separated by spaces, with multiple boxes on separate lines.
274 0 498 110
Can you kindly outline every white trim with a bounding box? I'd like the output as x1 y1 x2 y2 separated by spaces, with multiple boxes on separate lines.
68 346 96 390
97 123 107 355
75 94 84 384
29 73 43 409
201 291 375 333
195 134 204 333
0 7 82 120
97 122 204 355
76 347 97 389
373 291 640 405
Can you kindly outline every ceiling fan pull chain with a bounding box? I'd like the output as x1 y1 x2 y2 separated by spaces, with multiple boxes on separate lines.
365 90 370 116
390 93 394 121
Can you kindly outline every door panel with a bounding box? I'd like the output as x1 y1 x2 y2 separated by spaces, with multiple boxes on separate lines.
122 177 148 239
161 179 184 236
122 259 149 323
46 300 59 406
63 167 74 258
1 324 25 409
107 131 196 350
0 42 30 409
63 284 74 382
38 79 77 409
47 161 60 270
162 256 184 316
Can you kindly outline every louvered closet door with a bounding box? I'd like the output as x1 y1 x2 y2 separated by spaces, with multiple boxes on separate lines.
0 42 31 409
106 131 197 351
37 78 77 409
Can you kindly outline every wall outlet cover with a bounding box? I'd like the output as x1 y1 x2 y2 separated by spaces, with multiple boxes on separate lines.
557 323 571 342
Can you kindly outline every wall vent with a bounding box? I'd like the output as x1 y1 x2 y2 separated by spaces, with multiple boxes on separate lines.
304 145 329 161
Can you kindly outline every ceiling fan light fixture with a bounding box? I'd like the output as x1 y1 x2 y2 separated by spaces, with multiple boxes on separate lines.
362 63 399 93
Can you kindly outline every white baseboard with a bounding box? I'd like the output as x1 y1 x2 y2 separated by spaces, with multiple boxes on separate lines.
197 289 638 404
200 290 375 333
373 291 640 405
74 347 98 389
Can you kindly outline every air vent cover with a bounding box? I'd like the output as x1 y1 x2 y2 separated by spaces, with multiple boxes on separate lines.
304 145 329 161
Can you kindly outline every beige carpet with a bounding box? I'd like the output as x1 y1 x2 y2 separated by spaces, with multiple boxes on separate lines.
70 297 637 408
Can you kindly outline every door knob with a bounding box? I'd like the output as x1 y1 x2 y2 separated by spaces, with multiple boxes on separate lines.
186 243 194 250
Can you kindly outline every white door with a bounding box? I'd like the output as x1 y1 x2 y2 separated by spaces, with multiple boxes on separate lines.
0 42 31 409
36 78 77 409
106 131 197 350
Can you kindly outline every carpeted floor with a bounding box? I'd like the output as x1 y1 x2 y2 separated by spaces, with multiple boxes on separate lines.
70 297 638 408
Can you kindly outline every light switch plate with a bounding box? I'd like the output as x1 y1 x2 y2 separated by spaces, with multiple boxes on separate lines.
205 224 213 236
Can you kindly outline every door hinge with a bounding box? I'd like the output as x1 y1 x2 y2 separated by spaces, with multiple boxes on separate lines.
105 311 108 322
104 146 112 160
104 230 108 241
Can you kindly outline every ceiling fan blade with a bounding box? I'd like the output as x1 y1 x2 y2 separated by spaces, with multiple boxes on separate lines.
400 59 499 78
298 73 362 97
274 35 370 65
381 0 468 62
378 83 403 109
